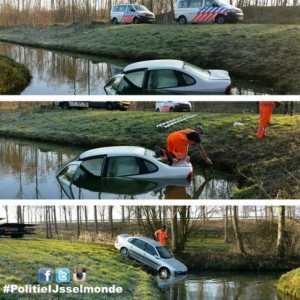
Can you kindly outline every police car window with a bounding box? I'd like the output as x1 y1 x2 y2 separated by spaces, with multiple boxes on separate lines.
188 0 203 8
112 6 120 12
119 5 126 12
125 71 145 88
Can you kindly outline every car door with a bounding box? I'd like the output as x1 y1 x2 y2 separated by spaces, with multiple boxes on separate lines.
128 238 147 263
188 0 204 23
145 69 187 94
144 243 161 270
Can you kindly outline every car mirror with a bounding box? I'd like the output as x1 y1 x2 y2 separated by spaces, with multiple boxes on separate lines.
154 255 160 259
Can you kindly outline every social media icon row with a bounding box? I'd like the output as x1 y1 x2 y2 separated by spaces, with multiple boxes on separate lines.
38 268 87 283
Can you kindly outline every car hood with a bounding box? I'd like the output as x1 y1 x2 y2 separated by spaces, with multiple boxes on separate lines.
208 69 230 80
161 257 188 272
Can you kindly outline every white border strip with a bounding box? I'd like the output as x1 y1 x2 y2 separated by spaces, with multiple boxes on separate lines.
2 200 300 206
1 95 300 102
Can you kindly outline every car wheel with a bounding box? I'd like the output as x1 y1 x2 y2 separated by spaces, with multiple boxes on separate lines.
215 15 226 24
178 16 187 25
105 102 113 110
133 18 139 24
112 18 118 24
159 267 170 279
120 247 129 257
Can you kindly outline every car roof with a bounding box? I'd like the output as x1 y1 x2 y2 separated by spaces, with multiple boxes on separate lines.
79 146 147 160
123 59 185 73
128 235 162 246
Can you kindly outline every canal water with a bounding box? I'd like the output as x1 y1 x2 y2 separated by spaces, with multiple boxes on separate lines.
0 42 275 95
157 272 293 300
0 137 236 199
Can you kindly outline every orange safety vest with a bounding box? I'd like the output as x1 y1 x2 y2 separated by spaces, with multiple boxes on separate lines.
167 129 197 159
154 229 168 246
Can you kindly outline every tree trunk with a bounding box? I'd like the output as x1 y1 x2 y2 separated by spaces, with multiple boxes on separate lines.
232 206 246 254
276 206 286 259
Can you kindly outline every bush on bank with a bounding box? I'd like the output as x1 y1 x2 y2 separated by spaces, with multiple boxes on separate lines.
0 54 31 94
276 268 300 299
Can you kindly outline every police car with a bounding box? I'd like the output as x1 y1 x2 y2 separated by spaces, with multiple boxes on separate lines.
110 4 155 24
175 0 244 24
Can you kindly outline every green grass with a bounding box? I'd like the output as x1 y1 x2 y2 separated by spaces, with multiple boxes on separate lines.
0 106 300 199
0 54 31 94
0 239 163 299
0 23 299 93
276 268 300 298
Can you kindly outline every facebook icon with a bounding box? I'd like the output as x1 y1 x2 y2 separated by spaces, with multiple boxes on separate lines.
38 268 53 283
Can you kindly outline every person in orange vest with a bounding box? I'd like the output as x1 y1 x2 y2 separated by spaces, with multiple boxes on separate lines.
166 125 212 165
154 225 168 246
257 101 281 138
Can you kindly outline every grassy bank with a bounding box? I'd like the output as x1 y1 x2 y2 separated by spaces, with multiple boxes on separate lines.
0 238 163 300
0 54 31 94
276 268 300 298
0 106 299 199
0 23 299 94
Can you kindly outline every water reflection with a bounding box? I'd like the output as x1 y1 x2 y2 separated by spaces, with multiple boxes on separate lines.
160 272 292 300
0 42 127 95
0 42 271 95
0 137 236 199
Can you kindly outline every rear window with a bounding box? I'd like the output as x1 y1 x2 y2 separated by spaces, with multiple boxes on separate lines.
183 62 210 79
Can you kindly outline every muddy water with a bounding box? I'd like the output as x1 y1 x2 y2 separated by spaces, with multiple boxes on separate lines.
0 42 274 95
0 137 236 199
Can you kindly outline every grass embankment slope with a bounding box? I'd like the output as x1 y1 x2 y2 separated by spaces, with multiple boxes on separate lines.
0 23 299 94
0 107 299 199
0 238 162 300
0 54 31 94
276 268 300 299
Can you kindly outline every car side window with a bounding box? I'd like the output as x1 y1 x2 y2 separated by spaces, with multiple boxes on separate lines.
142 159 158 173
81 157 105 177
131 239 146 250
145 243 157 256
125 71 145 88
147 70 180 89
180 72 196 86
57 164 78 183
107 156 140 177
118 76 143 95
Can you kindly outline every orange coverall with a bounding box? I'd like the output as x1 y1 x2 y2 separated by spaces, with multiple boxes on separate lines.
257 101 275 138
167 129 196 159
154 229 168 246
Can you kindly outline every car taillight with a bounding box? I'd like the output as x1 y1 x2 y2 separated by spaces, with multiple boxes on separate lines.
187 171 194 180
225 84 232 95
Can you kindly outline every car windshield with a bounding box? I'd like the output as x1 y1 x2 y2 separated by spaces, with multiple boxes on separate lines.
216 0 231 6
133 4 149 11
183 62 210 79
156 246 173 259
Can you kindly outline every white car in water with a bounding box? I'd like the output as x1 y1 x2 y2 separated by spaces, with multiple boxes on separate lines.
104 59 232 95
57 146 193 181
115 234 188 278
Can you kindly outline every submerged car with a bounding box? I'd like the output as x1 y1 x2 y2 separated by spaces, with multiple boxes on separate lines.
57 146 193 181
115 234 188 278
104 59 231 95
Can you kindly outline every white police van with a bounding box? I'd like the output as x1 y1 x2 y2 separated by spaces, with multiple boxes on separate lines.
174 0 244 24
110 4 155 24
